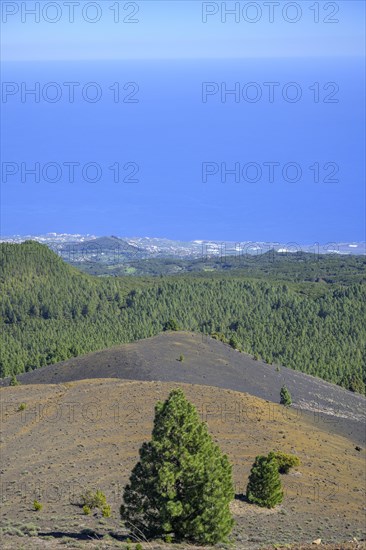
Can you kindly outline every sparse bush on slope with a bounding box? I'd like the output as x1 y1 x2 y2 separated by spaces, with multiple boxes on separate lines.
80 489 107 511
33 500 42 512
269 451 300 474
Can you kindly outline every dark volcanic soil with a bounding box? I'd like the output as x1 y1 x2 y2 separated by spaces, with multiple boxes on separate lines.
2 332 365 444
1 380 365 549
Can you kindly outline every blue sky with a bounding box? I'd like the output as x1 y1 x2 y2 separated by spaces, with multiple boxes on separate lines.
2 1 364 60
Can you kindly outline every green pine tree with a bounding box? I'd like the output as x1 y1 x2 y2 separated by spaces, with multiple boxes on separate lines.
246 455 284 508
229 334 241 351
120 389 234 543
280 385 292 406
10 374 20 386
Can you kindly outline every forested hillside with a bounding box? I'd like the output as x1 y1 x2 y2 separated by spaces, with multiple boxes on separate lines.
1 242 365 393
75 249 366 285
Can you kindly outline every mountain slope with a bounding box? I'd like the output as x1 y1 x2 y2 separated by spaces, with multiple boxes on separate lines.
1 379 365 548
3 331 365 444
1 242 365 393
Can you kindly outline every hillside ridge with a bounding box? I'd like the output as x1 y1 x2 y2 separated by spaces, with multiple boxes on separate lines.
3 331 364 444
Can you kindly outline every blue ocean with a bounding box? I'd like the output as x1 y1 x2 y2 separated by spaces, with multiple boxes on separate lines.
1 57 364 243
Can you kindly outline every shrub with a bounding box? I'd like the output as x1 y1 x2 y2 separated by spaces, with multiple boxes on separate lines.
83 505 91 515
178 354 184 362
280 385 292 406
1 526 24 537
164 534 173 543
18 403 26 411
121 389 234 544
80 489 107 509
10 374 20 386
135 544 143 550
101 504 111 518
269 451 300 474
33 500 43 512
246 455 283 508
20 523 39 536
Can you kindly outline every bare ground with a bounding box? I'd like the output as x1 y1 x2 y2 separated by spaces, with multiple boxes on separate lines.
1 378 365 549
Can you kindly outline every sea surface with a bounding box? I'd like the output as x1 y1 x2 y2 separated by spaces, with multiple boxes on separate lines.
1 58 364 243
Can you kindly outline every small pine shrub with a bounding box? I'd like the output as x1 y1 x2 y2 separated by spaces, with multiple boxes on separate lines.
164 535 173 543
269 451 300 474
178 354 184 362
83 505 91 515
33 500 42 512
280 385 292 407
246 455 283 508
10 374 20 386
18 403 26 411
101 504 111 518
135 544 143 550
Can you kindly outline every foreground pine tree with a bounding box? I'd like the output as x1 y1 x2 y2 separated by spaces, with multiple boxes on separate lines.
246 454 284 508
120 389 234 543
